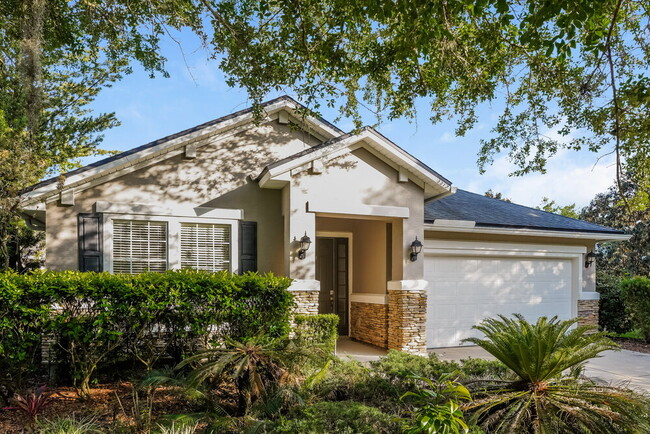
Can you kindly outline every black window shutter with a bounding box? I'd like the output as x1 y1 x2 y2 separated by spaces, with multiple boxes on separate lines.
239 221 257 274
78 213 103 272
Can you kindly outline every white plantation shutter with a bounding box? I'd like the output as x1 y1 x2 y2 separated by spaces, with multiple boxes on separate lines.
113 220 168 274
180 223 231 271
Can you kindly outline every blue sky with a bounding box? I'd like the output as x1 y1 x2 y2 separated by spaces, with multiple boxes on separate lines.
87 31 617 209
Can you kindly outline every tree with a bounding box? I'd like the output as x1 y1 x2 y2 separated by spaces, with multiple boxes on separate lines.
484 190 511 202
0 0 200 269
537 197 580 219
199 0 650 209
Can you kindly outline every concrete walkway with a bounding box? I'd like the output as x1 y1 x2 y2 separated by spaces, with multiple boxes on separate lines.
336 338 650 392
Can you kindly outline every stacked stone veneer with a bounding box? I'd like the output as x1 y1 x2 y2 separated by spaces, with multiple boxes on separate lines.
577 299 599 328
350 302 388 348
290 290 319 315
388 289 427 355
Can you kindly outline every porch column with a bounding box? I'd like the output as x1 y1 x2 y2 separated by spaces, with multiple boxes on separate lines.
387 280 428 355
283 183 320 315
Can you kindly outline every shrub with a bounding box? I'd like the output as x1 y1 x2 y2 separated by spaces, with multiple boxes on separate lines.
0 270 293 398
0 272 52 402
401 375 471 434
464 314 650 433
293 314 339 354
274 401 401 433
597 271 633 333
621 276 650 342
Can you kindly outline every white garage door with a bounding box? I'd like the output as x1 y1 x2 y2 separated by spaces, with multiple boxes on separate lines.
425 255 574 348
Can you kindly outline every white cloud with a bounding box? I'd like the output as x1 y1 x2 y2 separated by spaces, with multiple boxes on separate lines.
439 132 457 143
465 149 616 208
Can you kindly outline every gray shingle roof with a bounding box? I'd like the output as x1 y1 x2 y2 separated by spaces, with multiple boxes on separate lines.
425 189 622 234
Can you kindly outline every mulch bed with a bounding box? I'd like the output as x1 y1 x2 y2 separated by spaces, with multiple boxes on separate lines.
612 337 650 354
0 383 198 433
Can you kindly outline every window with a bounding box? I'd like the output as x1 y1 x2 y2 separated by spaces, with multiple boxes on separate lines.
180 223 231 272
113 220 168 274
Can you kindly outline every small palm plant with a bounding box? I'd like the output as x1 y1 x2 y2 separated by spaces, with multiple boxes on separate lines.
464 314 650 433
178 336 314 415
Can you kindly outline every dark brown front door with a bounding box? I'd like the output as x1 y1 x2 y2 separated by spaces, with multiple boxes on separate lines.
316 237 349 335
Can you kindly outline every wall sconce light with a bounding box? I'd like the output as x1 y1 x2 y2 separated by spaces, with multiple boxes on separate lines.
585 251 597 268
298 232 312 259
410 237 423 262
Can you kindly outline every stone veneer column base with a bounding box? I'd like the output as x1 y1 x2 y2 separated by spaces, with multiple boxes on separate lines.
288 280 320 316
387 281 427 355
350 302 388 348
577 299 599 329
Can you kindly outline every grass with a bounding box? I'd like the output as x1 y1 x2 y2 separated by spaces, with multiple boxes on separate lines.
609 329 644 339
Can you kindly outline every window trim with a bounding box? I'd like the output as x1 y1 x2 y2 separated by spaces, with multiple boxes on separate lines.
103 214 239 274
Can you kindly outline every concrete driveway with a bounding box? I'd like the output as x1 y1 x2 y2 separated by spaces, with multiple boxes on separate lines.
337 339 650 392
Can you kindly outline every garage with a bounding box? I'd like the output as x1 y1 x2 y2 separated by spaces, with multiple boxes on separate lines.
424 243 579 348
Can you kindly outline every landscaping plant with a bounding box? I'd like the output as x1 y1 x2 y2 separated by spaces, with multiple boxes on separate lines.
620 276 650 342
464 314 650 433
3 385 53 422
401 375 471 434
179 336 314 415
35 415 103 434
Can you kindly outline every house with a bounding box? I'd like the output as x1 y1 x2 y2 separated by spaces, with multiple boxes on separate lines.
21 96 628 354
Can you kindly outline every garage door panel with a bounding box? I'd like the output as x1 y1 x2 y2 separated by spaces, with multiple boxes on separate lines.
426 254 573 348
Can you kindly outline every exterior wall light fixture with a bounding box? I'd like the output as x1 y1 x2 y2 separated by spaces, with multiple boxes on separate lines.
298 232 312 259
585 251 597 268
410 236 423 262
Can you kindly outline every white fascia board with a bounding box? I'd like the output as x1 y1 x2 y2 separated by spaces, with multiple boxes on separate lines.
22 99 340 206
266 130 453 195
95 201 243 220
424 223 631 242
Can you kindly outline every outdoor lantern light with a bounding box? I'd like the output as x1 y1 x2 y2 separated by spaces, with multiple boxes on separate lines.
298 232 312 259
585 251 597 268
410 236 423 262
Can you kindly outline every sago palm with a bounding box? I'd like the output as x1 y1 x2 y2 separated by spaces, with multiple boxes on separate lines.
463 314 650 433
178 336 313 415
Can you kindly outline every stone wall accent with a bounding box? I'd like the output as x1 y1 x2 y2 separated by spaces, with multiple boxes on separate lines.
388 289 427 354
350 302 388 348
290 290 319 316
577 299 599 329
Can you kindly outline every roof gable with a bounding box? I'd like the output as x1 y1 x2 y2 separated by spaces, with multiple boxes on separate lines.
257 126 453 198
22 96 343 206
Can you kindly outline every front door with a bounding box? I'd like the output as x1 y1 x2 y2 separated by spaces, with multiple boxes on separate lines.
316 237 349 335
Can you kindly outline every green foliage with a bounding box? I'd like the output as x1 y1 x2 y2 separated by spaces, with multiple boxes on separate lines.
401 375 471 434
620 276 650 342
178 336 314 415
537 197 580 219
35 415 102 434
274 401 401 433
0 270 293 398
597 270 633 333
293 314 339 354
464 314 650 433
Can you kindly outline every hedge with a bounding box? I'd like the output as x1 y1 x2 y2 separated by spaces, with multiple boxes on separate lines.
0 270 293 399
620 276 650 343
293 314 339 354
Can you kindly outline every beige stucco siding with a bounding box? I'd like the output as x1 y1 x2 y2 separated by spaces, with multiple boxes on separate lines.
46 121 321 272
285 146 425 282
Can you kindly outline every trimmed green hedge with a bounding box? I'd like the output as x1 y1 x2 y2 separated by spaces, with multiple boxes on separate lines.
0 270 293 398
621 276 650 342
293 314 339 353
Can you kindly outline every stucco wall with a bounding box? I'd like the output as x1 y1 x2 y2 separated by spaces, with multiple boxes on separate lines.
317 216 390 294
46 121 321 273
287 146 425 282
